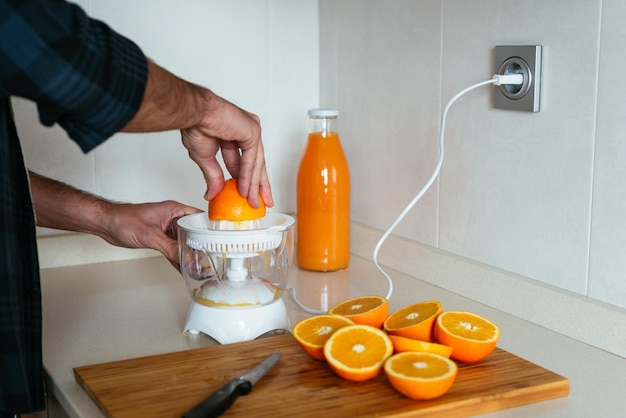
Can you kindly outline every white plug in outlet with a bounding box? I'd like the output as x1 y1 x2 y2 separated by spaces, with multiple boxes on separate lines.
494 45 542 112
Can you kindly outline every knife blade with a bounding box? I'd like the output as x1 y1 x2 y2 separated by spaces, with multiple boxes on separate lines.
181 350 281 418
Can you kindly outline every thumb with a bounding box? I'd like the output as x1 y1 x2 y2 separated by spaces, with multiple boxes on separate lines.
160 236 182 268
147 228 181 270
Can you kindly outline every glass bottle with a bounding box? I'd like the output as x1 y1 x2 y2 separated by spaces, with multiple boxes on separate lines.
296 108 350 271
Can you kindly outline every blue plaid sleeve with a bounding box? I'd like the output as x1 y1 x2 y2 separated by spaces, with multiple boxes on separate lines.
0 0 148 152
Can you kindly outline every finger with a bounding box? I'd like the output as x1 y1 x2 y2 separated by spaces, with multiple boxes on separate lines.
167 206 204 239
259 169 274 208
221 145 242 180
162 237 180 265
155 235 185 269
178 204 204 216
248 141 274 208
201 160 227 201
246 182 260 208
236 148 258 196
244 147 262 208
162 204 204 266
180 130 226 201
235 145 264 207
140 221 179 266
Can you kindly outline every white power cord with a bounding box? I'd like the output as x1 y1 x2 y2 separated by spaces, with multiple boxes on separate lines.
288 73 524 315
372 73 524 299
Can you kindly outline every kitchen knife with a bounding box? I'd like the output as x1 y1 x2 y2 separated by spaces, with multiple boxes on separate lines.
181 350 281 418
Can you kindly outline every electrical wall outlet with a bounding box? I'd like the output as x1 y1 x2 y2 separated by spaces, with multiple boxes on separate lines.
494 45 542 112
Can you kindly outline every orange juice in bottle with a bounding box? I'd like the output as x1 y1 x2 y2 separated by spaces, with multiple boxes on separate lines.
296 108 350 271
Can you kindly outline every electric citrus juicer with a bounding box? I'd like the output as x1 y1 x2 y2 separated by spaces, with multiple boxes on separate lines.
177 211 295 344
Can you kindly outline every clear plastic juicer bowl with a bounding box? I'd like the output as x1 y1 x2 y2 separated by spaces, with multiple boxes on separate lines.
177 212 294 344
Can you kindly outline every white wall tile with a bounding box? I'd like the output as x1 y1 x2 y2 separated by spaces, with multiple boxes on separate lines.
321 0 443 247
439 0 601 294
265 0 320 213
15 98 96 192
589 0 626 307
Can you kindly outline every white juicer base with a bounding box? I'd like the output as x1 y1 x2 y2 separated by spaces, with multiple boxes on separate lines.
183 299 290 344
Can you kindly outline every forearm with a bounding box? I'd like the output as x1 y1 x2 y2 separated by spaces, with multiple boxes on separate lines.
122 60 211 132
29 171 112 238
29 171 203 266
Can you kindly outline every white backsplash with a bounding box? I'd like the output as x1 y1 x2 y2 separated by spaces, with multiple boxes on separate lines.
320 0 626 311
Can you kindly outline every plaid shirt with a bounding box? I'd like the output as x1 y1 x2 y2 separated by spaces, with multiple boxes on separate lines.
0 0 147 414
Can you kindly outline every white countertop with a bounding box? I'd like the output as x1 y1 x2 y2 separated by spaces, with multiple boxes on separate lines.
41 254 626 417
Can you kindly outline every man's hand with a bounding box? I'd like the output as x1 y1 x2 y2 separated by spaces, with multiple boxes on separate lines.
100 200 202 268
180 92 273 208
123 61 274 208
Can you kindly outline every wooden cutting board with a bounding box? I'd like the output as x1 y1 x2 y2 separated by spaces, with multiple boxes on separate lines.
74 334 569 418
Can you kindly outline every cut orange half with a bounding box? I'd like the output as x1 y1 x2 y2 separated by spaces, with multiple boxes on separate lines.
384 352 458 400
293 315 355 361
434 310 500 363
383 300 443 342
327 295 389 328
324 324 393 382
388 335 453 358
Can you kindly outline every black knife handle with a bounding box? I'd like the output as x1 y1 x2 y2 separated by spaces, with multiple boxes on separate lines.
182 378 252 418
